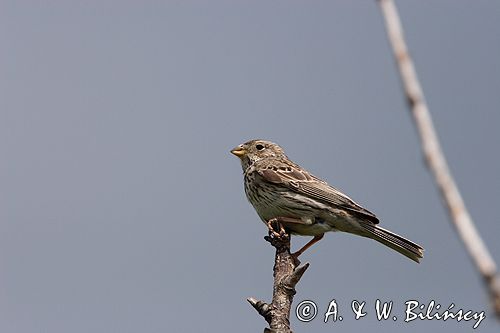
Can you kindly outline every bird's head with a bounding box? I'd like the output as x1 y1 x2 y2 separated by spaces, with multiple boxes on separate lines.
231 139 286 170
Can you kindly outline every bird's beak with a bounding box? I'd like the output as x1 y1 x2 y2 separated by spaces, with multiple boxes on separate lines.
231 146 247 158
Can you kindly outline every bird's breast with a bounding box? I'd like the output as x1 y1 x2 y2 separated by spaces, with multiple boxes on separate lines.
244 173 313 222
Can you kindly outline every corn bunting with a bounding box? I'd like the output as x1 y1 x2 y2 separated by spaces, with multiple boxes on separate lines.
231 139 423 263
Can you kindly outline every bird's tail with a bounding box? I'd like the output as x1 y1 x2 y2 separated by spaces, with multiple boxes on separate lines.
358 223 424 263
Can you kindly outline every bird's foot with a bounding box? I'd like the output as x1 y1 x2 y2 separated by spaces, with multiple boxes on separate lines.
266 218 286 238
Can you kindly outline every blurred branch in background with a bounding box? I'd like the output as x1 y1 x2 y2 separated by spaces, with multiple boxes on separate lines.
378 0 500 317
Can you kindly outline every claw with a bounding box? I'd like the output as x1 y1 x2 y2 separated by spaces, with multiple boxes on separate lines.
266 218 284 238
279 223 286 236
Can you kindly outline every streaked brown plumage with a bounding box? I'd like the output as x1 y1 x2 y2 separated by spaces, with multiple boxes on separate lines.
231 139 424 263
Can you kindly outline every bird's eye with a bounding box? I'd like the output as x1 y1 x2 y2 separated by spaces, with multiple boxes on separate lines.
256 144 265 151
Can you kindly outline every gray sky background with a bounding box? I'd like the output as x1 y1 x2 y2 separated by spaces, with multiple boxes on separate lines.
1 1 499 332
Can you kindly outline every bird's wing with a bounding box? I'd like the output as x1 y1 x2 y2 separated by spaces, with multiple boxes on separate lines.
257 161 379 224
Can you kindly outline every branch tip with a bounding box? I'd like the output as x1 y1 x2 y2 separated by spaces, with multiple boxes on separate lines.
286 263 310 286
247 297 271 320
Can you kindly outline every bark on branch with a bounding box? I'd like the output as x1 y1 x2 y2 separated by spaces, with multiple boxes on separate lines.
248 230 310 333
378 0 500 317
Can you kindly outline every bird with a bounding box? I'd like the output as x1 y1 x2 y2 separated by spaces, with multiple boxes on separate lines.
231 139 424 263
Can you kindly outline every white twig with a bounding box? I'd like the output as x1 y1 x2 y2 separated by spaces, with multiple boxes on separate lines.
378 0 500 316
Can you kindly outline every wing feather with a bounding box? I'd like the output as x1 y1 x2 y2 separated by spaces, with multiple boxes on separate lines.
257 161 379 224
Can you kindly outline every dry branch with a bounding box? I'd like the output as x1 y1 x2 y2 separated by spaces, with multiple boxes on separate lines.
378 0 500 316
248 229 309 333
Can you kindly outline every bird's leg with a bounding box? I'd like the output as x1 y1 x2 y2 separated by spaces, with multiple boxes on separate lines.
292 234 324 258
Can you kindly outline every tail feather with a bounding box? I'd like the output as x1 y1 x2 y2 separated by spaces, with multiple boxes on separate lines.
359 223 424 263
